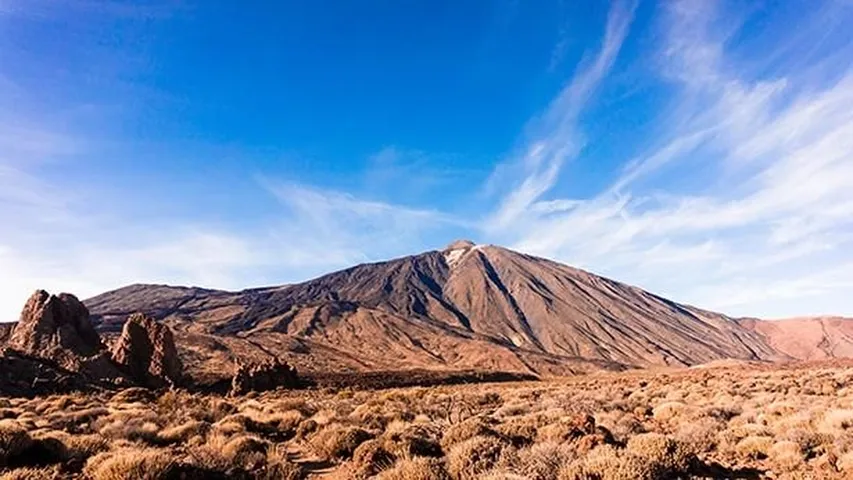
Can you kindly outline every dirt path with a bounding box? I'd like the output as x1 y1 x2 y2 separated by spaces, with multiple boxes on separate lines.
285 443 338 478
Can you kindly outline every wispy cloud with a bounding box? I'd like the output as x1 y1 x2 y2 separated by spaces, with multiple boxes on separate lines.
263 180 467 260
485 0 637 231
487 0 853 317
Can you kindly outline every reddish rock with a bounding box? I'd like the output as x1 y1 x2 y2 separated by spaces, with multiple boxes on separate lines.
8 290 103 370
111 313 183 388
230 358 298 396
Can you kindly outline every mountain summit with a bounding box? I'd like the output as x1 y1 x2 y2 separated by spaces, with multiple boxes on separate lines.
83 244 794 379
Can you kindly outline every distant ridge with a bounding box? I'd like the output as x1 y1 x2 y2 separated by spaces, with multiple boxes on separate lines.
739 316 853 361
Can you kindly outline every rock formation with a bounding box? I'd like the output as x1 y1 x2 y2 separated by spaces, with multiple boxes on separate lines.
230 358 299 396
111 313 183 388
0 349 92 398
8 290 103 370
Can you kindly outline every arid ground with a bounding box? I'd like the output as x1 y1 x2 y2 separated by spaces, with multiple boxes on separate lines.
4 361 853 479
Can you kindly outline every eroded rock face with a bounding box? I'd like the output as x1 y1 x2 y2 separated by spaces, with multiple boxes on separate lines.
8 290 103 370
111 313 183 388
230 358 298 396
0 348 93 398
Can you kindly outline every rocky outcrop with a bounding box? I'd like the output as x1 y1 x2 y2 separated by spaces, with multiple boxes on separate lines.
8 291 104 371
230 358 298 396
111 313 183 388
0 348 94 398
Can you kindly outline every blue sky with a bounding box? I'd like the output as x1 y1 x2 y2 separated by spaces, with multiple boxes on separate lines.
2 0 853 321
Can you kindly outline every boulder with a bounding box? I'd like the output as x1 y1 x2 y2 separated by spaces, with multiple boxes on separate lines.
230 358 299 396
111 313 183 388
7 290 103 370
0 348 94 398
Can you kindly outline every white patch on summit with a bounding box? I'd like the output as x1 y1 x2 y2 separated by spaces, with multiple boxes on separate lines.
444 248 467 268
442 239 478 268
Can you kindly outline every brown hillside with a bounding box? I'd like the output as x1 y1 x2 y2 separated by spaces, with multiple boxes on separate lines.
739 316 853 361
85 242 788 378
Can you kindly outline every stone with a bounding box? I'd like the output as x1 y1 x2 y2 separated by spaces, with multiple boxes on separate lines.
111 313 183 388
8 290 103 370
230 358 299 396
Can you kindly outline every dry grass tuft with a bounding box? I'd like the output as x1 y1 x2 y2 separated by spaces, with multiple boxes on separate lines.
378 457 450 480
447 435 512 479
83 448 176 480
309 424 372 460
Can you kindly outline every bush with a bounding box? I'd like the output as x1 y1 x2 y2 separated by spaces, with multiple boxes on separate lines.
441 416 501 450
625 433 695 475
310 424 372 460
447 435 511 479
382 422 443 459
378 457 450 480
83 448 177 480
351 439 396 478
0 466 62 480
0 421 33 468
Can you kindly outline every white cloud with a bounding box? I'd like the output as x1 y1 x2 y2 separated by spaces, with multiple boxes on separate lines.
0 162 465 320
486 0 637 231
485 0 853 317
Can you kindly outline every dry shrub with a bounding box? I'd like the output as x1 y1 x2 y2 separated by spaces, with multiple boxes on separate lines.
110 388 155 404
83 448 177 480
258 445 304 480
310 424 372 460
158 420 210 444
216 434 269 469
673 416 721 454
350 439 396 478
47 407 110 431
0 465 61 480
495 401 531 418
268 398 317 417
769 440 805 472
820 409 853 433
381 422 442 459
295 419 318 440
440 416 501 450
478 472 529 479
558 444 653 480
651 401 685 423
536 415 595 444
603 413 644 444
0 421 33 467
98 418 160 444
625 433 695 474
447 435 511 479
507 442 577 480
782 427 829 454
254 410 303 437
378 457 450 480
735 435 774 460
494 416 541 447
33 430 108 463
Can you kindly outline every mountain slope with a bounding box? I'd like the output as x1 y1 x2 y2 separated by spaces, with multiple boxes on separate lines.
85 241 787 377
739 317 853 361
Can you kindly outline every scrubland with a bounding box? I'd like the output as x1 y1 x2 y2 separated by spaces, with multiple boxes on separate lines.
3 362 853 479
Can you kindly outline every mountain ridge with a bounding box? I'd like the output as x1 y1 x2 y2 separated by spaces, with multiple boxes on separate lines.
77 242 821 381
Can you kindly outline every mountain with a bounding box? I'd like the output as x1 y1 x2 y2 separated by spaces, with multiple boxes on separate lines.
738 316 853 361
85 241 792 380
